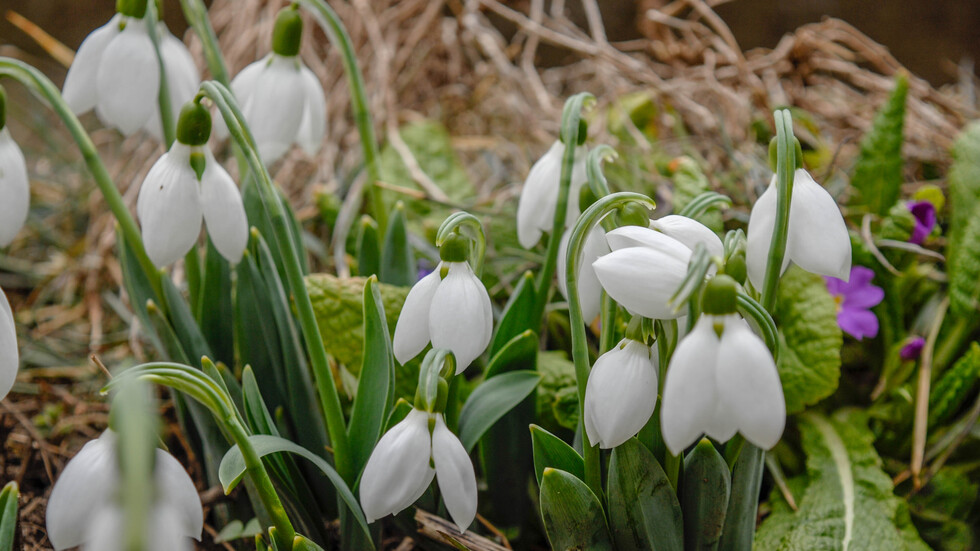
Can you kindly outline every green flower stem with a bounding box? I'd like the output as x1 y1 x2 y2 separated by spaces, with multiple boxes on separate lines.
145 1 175 147
200 81 353 484
532 92 595 325
436 212 486 276
178 0 231 87
0 58 163 301
760 109 796 312
585 146 619 356
296 0 384 230
566 191 655 499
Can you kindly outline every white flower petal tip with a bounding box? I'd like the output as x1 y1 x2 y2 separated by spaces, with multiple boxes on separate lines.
650 215 724 259
432 416 478 532
393 268 442 364
516 141 587 249
200 152 248 264
0 128 30 247
584 339 659 449
660 314 785 455
0 286 18 401
593 246 689 320
746 169 852 290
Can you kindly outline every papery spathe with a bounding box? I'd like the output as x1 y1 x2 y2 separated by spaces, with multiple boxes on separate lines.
516 141 587 249
393 262 492 372
584 339 659 449
746 168 851 290
661 314 785 454
0 128 29 247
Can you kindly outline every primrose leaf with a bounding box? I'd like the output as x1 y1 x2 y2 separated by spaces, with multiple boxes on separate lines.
774 267 843 414
850 73 908 215
755 412 930 551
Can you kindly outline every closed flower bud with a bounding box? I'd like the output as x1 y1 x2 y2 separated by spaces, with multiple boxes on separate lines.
516 140 588 249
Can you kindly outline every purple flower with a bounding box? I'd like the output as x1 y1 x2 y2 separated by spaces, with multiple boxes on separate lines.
900 336 925 361
908 201 936 245
825 266 884 340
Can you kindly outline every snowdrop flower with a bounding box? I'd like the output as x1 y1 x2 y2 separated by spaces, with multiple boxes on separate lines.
393 234 492 372
216 7 326 164
62 0 199 139
593 218 723 320
46 430 203 550
0 285 18 400
137 102 248 267
516 140 587 249
584 338 658 449
0 87 30 246
661 276 785 454
746 168 851 290
557 224 609 322
359 408 477 532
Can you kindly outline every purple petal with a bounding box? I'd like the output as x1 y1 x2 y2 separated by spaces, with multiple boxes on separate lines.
843 283 884 310
838 308 879 340
846 266 876 289
900 336 925 361
908 201 936 245
825 275 846 296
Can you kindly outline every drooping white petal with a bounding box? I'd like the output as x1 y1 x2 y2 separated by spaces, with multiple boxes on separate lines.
605 225 692 264
137 144 204 267
661 316 721 455
429 262 493 372
0 286 18 401
650 215 724 259
84 504 193 551
716 316 785 449
62 15 121 114
592 246 689 320
786 169 852 281
213 57 268 139
144 26 201 140
95 19 160 135
240 55 305 164
359 409 436 522
584 339 659 449
393 267 442 364
200 150 248 264
155 449 204 540
47 432 117 550
746 180 780 291
0 128 30 246
431 415 477 532
517 141 564 249
557 225 609 323
296 64 327 156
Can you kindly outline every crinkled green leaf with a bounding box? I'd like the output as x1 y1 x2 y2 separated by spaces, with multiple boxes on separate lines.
774 267 843 413
670 156 722 232
929 341 980 426
948 203 980 316
909 467 978 551
850 73 908 215
948 121 980 255
535 350 579 431
755 412 930 551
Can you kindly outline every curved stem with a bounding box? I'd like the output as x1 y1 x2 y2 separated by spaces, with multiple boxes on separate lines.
200 81 352 484
436 212 486 276
760 109 796 311
178 0 231 87
297 0 384 230
566 191 656 500
0 58 163 300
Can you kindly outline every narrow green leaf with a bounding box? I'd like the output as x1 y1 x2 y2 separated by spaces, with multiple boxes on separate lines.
356 215 381 278
488 271 536 356
681 439 730 551
235 250 287 409
458 371 540 452
0 481 19 551
197 238 235 365
160 274 213 362
116 229 164 353
539 468 614 550
607 438 683 551
380 202 415 287
530 425 584 485
348 276 395 473
484 330 537 378
292 535 326 551
718 444 764 551
218 435 372 544
850 73 908 215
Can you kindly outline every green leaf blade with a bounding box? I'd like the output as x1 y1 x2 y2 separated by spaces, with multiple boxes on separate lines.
539 468 614 551
606 438 683 551
458 370 540 452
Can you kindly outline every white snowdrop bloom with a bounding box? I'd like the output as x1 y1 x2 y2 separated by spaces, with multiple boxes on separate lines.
62 10 199 138
359 409 477 533
137 103 248 267
0 127 30 247
46 430 203 551
216 8 326 164
661 314 785 455
516 140 588 249
557 224 610 323
393 253 492 373
0 285 18 400
746 168 852 290
650 215 725 260
583 339 659 449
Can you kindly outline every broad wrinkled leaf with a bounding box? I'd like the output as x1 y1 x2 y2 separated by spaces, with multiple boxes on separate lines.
850 73 908 215
948 203 980 317
755 413 930 551
536 350 579 432
948 121 980 254
606 438 683 551
540 468 613 550
929 342 980 426
774 267 843 413
671 156 722 232
458 370 540 452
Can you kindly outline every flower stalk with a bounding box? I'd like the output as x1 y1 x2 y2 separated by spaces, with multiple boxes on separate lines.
760 109 797 311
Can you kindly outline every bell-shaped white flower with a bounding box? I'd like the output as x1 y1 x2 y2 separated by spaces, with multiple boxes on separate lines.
0 285 18 400
516 140 587 249
593 220 722 320
46 430 203 551
359 409 477 533
584 339 659 449
557 224 610 322
63 13 199 138
650 215 725 259
746 168 851 290
137 104 248 267
393 261 492 372
0 127 30 247
661 314 785 455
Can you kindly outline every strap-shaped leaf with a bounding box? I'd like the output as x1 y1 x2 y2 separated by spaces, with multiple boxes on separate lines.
380 202 415 287
488 271 536 356
530 424 584 485
540 468 613 550
458 371 540 452
0 481 19 551
607 438 683 551
355 215 381 278
681 439 731 550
